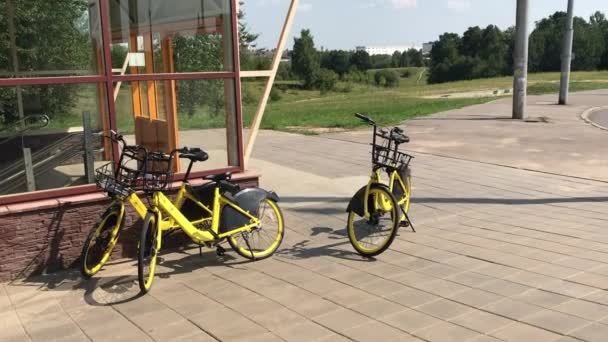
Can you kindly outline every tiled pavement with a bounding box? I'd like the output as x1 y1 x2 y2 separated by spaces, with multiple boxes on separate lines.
3 94 608 341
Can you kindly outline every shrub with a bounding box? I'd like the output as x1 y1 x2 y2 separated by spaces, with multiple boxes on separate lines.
315 68 338 94
269 87 282 102
374 70 400 88
401 69 412 78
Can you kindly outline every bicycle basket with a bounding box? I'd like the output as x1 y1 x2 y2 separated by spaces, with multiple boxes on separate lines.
95 162 135 198
372 135 414 169
143 152 174 193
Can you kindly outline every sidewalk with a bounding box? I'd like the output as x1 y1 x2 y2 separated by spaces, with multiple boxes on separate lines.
3 91 608 342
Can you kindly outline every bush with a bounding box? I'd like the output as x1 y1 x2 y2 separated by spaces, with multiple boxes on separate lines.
269 87 282 102
337 83 354 93
401 69 412 78
374 70 400 88
315 68 338 94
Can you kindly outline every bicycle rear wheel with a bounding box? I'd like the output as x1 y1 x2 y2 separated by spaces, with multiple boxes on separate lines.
80 204 124 278
138 212 160 293
228 199 284 260
347 186 399 257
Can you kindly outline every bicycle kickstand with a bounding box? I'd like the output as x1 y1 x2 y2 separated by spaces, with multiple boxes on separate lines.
242 232 256 261
403 210 416 233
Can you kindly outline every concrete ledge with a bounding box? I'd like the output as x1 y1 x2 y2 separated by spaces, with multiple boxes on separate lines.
580 106 608 131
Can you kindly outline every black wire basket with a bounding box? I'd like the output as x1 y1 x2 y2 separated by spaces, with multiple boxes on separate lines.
371 134 414 169
94 145 146 197
142 152 175 193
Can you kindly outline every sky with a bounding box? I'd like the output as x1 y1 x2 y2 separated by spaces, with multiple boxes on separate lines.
243 0 608 50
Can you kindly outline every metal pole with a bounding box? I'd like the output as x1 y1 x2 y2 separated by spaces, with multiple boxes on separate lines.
559 0 575 105
6 0 25 128
512 0 530 120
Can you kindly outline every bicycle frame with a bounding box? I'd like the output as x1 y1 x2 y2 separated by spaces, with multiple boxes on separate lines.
150 185 261 244
363 166 410 219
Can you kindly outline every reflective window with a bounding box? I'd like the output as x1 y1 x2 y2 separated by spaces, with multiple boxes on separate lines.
0 0 104 77
115 78 239 170
0 83 110 195
108 0 234 74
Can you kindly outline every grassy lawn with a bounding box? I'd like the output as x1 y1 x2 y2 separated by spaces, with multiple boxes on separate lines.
42 69 608 133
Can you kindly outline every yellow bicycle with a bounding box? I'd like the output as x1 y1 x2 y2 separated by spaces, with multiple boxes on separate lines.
80 131 150 278
136 148 284 293
346 113 415 257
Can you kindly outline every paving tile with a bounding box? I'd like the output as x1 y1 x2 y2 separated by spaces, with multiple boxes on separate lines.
512 289 571 309
286 297 342 318
0 310 30 342
448 288 503 308
189 307 268 341
381 309 442 333
477 279 531 297
504 271 559 288
312 308 371 334
417 299 473 320
445 272 494 288
491 322 562 341
567 272 608 289
383 287 440 308
324 287 378 308
482 298 543 320
413 279 470 297
569 322 608 342
415 321 481 342
350 297 407 318
541 280 598 298
249 307 304 331
522 309 590 335
274 321 335 342
554 299 608 321
449 309 513 334
342 320 413 342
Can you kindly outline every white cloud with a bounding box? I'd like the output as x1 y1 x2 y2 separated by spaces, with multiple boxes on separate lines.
446 0 471 11
299 2 313 12
386 0 417 9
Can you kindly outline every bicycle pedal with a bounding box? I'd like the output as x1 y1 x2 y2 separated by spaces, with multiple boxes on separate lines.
216 245 226 257
399 221 410 227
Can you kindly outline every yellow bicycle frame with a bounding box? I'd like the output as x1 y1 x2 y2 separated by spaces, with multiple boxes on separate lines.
363 167 410 220
149 184 261 244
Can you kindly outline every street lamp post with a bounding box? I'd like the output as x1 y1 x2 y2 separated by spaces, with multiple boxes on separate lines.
512 0 530 120
559 0 575 105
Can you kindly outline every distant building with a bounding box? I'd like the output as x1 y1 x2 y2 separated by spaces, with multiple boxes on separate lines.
422 42 434 56
356 45 422 56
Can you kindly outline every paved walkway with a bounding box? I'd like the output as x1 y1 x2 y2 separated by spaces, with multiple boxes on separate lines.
3 91 608 341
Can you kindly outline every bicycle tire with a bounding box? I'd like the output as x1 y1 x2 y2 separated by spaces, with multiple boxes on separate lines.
138 212 160 293
347 185 399 257
80 204 124 278
228 199 285 260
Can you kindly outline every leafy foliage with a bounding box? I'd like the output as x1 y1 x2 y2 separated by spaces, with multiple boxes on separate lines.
292 29 321 89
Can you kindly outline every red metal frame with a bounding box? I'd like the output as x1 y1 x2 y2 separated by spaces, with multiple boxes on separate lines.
0 0 246 205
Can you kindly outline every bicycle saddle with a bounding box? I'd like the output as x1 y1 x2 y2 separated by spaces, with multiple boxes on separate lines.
180 147 209 162
204 172 232 183
391 127 410 144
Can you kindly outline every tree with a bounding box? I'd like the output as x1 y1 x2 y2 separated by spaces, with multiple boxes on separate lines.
460 26 483 57
478 25 508 77
350 50 372 71
237 1 260 69
406 49 424 67
291 29 320 89
590 12 608 69
326 50 350 77
391 51 402 67
428 33 462 83
0 0 93 124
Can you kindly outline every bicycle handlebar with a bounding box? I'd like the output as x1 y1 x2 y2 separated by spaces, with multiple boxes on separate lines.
355 113 376 125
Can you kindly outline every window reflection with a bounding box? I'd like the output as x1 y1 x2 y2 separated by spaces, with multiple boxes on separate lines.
108 0 234 74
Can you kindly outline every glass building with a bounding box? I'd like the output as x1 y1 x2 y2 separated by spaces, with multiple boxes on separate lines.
0 0 245 204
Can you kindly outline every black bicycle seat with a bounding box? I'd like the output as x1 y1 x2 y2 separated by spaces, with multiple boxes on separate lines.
391 132 410 144
204 172 232 183
180 148 209 162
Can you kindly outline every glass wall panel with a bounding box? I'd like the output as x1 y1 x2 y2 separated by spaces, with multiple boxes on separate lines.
115 78 239 171
0 83 110 195
0 0 104 77
108 0 234 74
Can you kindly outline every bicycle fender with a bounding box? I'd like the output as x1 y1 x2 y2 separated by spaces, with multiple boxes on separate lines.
220 188 279 233
346 184 391 216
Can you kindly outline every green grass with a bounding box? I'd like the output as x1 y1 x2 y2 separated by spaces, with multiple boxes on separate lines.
527 81 608 95
42 70 608 133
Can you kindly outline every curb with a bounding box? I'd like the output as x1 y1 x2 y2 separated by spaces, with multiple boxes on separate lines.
581 106 608 131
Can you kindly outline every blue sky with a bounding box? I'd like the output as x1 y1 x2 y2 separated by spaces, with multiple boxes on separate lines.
243 0 608 50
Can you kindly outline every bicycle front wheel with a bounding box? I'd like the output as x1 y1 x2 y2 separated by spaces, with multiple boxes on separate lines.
228 198 285 260
347 186 399 257
138 212 160 293
80 203 124 278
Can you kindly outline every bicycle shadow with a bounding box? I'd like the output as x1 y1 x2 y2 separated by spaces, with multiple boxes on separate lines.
8 245 253 307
